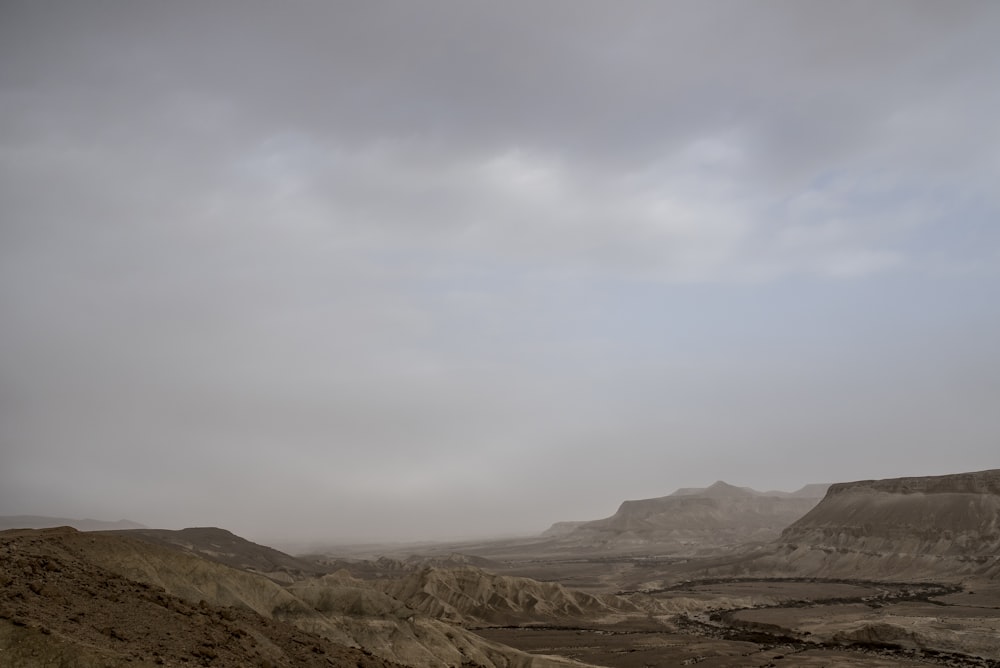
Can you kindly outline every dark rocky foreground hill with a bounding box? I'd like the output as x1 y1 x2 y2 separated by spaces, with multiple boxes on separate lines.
0 527 402 668
0 527 593 668
102 526 328 583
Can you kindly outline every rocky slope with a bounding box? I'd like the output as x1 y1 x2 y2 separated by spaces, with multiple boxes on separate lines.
775 469 1000 579
692 470 1000 581
0 527 401 668
545 481 826 553
374 566 641 625
314 553 504 581
0 527 594 668
103 527 327 583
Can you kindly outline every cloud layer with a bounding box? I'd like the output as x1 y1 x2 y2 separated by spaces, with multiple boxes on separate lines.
2 1 999 542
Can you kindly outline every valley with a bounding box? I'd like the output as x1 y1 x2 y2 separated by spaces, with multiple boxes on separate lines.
2 470 999 667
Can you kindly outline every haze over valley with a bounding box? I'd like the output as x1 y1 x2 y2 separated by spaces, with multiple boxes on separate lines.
3 1 1000 666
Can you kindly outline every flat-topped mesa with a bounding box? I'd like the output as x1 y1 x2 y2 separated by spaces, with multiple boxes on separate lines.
823 468 1000 497
781 469 1000 558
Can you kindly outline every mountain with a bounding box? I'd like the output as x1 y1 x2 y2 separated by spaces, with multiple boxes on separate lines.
541 481 827 554
540 521 588 538
102 526 327 583
0 527 592 668
669 481 763 497
775 469 1000 579
671 481 831 499
694 469 1000 581
0 515 146 532
770 483 832 499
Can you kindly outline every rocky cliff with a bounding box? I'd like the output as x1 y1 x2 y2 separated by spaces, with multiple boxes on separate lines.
764 469 1000 579
693 470 1000 581
782 469 1000 556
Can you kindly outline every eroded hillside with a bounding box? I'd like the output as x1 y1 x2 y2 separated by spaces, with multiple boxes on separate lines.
0 527 401 668
0 527 595 668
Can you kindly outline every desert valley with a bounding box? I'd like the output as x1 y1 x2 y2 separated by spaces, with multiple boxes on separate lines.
6 3 1000 666
2 468 999 667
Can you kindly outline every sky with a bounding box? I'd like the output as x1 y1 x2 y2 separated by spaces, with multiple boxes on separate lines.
1 1 999 545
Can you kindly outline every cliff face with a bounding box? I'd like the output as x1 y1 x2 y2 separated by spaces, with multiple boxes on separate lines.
731 469 1000 581
783 469 1000 555
823 469 1000 497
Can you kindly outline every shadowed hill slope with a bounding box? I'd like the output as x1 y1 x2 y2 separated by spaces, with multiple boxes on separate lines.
0 527 402 668
103 526 326 582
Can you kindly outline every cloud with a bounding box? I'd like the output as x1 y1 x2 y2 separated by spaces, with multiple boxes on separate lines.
1 1 999 541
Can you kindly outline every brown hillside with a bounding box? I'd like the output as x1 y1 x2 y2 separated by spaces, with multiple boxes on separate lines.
785 469 1000 551
0 527 594 668
773 469 1000 579
374 566 640 625
103 527 326 583
0 527 402 668
693 470 1000 581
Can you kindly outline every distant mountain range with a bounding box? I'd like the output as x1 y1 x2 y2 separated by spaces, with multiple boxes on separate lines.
540 480 829 553
0 515 147 532
670 481 830 499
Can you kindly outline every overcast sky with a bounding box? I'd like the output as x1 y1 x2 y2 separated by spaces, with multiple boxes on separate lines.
2 1 998 545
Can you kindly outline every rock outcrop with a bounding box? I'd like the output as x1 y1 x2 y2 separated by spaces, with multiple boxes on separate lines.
773 469 1000 579
784 469 1000 553
695 470 1000 581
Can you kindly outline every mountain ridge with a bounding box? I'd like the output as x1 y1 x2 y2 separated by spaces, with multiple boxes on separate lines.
690 469 1000 582
101 526 327 583
540 480 828 553
0 515 147 532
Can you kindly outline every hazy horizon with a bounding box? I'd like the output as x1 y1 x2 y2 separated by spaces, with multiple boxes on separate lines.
2 1 998 545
